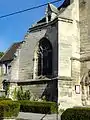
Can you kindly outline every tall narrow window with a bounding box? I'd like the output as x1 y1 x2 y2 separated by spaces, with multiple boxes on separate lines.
38 38 52 78
3 64 8 74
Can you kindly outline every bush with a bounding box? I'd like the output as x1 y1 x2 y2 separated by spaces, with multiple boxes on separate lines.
19 100 57 114
61 107 90 120
0 100 20 119
17 86 31 100
0 97 12 101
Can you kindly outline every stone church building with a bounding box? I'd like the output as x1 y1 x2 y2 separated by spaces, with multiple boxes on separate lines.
0 0 90 110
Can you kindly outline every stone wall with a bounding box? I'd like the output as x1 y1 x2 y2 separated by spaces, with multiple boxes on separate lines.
80 0 90 75
18 80 57 101
58 19 73 77
71 60 80 83
58 0 90 109
58 77 73 110
80 0 88 56
7 22 58 101
10 49 20 81
8 79 57 102
19 29 47 80
18 22 58 80
58 77 82 110
58 0 81 109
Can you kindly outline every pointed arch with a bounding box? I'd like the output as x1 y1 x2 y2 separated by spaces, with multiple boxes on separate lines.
38 38 52 77
33 38 52 79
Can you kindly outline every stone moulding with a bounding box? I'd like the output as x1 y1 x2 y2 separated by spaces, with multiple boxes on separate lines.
58 17 73 23
70 56 90 62
58 76 73 81
4 78 58 86
29 16 73 33
70 57 80 61
80 56 90 62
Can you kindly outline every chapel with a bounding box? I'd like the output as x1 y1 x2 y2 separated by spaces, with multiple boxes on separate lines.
0 0 90 109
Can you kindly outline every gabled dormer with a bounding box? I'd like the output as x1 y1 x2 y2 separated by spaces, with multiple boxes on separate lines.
45 3 59 23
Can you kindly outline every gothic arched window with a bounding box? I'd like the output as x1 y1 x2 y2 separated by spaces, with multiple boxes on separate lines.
38 38 52 77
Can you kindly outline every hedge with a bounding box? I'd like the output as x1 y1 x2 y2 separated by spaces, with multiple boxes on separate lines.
0 97 12 101
19 100 57 114
61 107 90 120
0 100 20 119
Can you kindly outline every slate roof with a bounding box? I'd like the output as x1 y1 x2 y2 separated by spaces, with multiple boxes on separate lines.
58 0 70 10
0 41 23 63
37 17 46 24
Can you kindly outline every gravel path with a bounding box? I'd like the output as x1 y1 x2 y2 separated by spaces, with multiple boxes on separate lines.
16 112 61 120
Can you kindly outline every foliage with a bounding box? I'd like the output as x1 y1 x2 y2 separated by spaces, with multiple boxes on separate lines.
24 90 31 100
13 86 47 101
0 96 12 101
12 87 17 100
5 82 10 96
59 109 64 113
41 95 46 101
16 86 31 100
18 100 57 114
61 107 90 120
0 100 20 119
0 52 4 58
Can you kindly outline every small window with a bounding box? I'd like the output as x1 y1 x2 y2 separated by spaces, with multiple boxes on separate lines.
3 64 7 74
75 85 80 94
48 15 51 21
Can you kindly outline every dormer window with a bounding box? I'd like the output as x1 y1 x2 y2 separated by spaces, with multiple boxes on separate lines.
45 3 58 23
48 15 51 21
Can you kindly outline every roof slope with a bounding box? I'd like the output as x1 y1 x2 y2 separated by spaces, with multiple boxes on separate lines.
48 3 58 14
58 0 70 10
0 42 23 62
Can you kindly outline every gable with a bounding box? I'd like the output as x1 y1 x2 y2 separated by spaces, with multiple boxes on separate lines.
0 42 23 63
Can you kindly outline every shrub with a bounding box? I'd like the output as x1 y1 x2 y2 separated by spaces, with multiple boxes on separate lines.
17 86 31 100
61 107 90 120
0 100 20 119
19 100 57 114
0 97 12 101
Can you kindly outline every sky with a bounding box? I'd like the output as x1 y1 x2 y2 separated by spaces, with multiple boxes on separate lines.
0 0 64 52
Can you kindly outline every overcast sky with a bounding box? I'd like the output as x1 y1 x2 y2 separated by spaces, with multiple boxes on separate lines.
0 0 64 52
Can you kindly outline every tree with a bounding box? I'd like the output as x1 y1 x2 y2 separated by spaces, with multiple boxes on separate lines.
0 52 4 58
